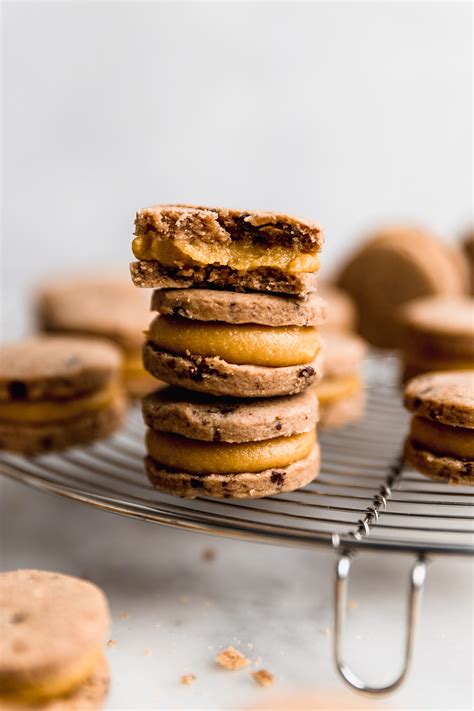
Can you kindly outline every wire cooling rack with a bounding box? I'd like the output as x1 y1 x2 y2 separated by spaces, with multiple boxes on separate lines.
1 356 472 694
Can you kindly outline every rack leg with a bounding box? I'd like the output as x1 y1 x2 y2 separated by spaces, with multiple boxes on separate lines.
334 553 427 695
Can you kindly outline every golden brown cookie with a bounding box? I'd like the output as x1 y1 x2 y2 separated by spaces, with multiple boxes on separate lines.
0 336 126 455
315 331 367 428
131 204 323 296
0 570 110 708
36 273 155 398
335 226 467 348
404 371 474 485
400 295 474 379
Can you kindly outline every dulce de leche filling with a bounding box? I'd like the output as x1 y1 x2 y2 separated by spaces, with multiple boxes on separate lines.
0 648 103 703
410 416 474 460
315 375 362 405
147 315 320 367
0 381 120 424
146 429 316 474
132 235 320 274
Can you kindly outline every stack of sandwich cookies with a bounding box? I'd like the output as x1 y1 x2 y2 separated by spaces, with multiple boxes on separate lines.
130 204 325 498
404 371 474 485
0 569 110 709
315 331 367 427
399 296 474 380
142 387 319 498
0 336 125 455
36 274 156 398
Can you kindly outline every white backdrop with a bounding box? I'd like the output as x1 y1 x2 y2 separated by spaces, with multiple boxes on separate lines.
2 1 472 339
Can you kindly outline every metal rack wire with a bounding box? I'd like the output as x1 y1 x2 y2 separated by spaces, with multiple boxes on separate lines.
1 356 472 694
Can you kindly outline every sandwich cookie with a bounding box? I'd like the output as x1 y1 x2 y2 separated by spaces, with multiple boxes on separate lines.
0 336 125 455
315 331 367 427
144 289 325 397
317 284 357 332
142 387 320 498
335 226 467 348
399 296 474 380
0 570 110 709
404 371 474 485
36 274 156 399
131 205 323 296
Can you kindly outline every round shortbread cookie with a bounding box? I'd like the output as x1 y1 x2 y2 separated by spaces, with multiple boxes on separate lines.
151 289 327 327
142 387 318 442
405 438 474 485
404 371 474 428
318 284 356 331
145 442 320 499
143 343 322 398
336 227 465 348
0 337 122 401
0 570 110 704
318 389 365 429
400 296 474 358
320 331 367 378
0 397 126 456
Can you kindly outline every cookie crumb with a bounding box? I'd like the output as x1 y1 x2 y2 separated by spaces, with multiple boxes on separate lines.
107 639 117 648
254 656 262 666
202 547 216 561
216 646 250 670
348 599 358 609
252 669 274 687
144 647 151 656
119 611 129 620
247 642 254 649
180 674 196 685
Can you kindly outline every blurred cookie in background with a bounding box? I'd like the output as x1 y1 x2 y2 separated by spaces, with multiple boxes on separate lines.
0 336 125 455
335 226 468 349
318 283 357 332
399 295 474 381
462 226 474 294
315 330 367 428
36 273 157 398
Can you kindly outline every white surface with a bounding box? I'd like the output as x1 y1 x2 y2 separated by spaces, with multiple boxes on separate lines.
2 1 472 340
1 476 473 710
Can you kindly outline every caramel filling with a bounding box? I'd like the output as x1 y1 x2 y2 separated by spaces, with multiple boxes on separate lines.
123 350 147 378
315 375 362 405
146 429 316 474
132 235 320 274
410 416 474 459
0 648 103 703
147 315 319 367
0 381 119 423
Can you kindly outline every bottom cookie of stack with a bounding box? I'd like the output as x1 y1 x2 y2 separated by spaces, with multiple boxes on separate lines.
142 387 320 499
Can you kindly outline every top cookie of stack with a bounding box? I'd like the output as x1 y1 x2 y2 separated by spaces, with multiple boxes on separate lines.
131 205 325 398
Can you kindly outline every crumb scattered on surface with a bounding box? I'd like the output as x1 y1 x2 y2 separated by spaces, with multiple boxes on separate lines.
252 669 274 687
348 599 358 609
202 547 216 561
247 642 254 650
180 674 196 685
254 656 262 666
144 647 151 656
107 639 117 648
216 646 250 670
119 611 129 620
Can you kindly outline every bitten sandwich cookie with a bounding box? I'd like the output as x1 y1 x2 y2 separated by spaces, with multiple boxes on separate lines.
142 387 320 498
131 204 323 296
399 295 474 380
315 331 367 427
36 274 156 398
335 226 467 348
144 289 325 397
0 569 110 709
0 336 125 454
404 371 474 485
